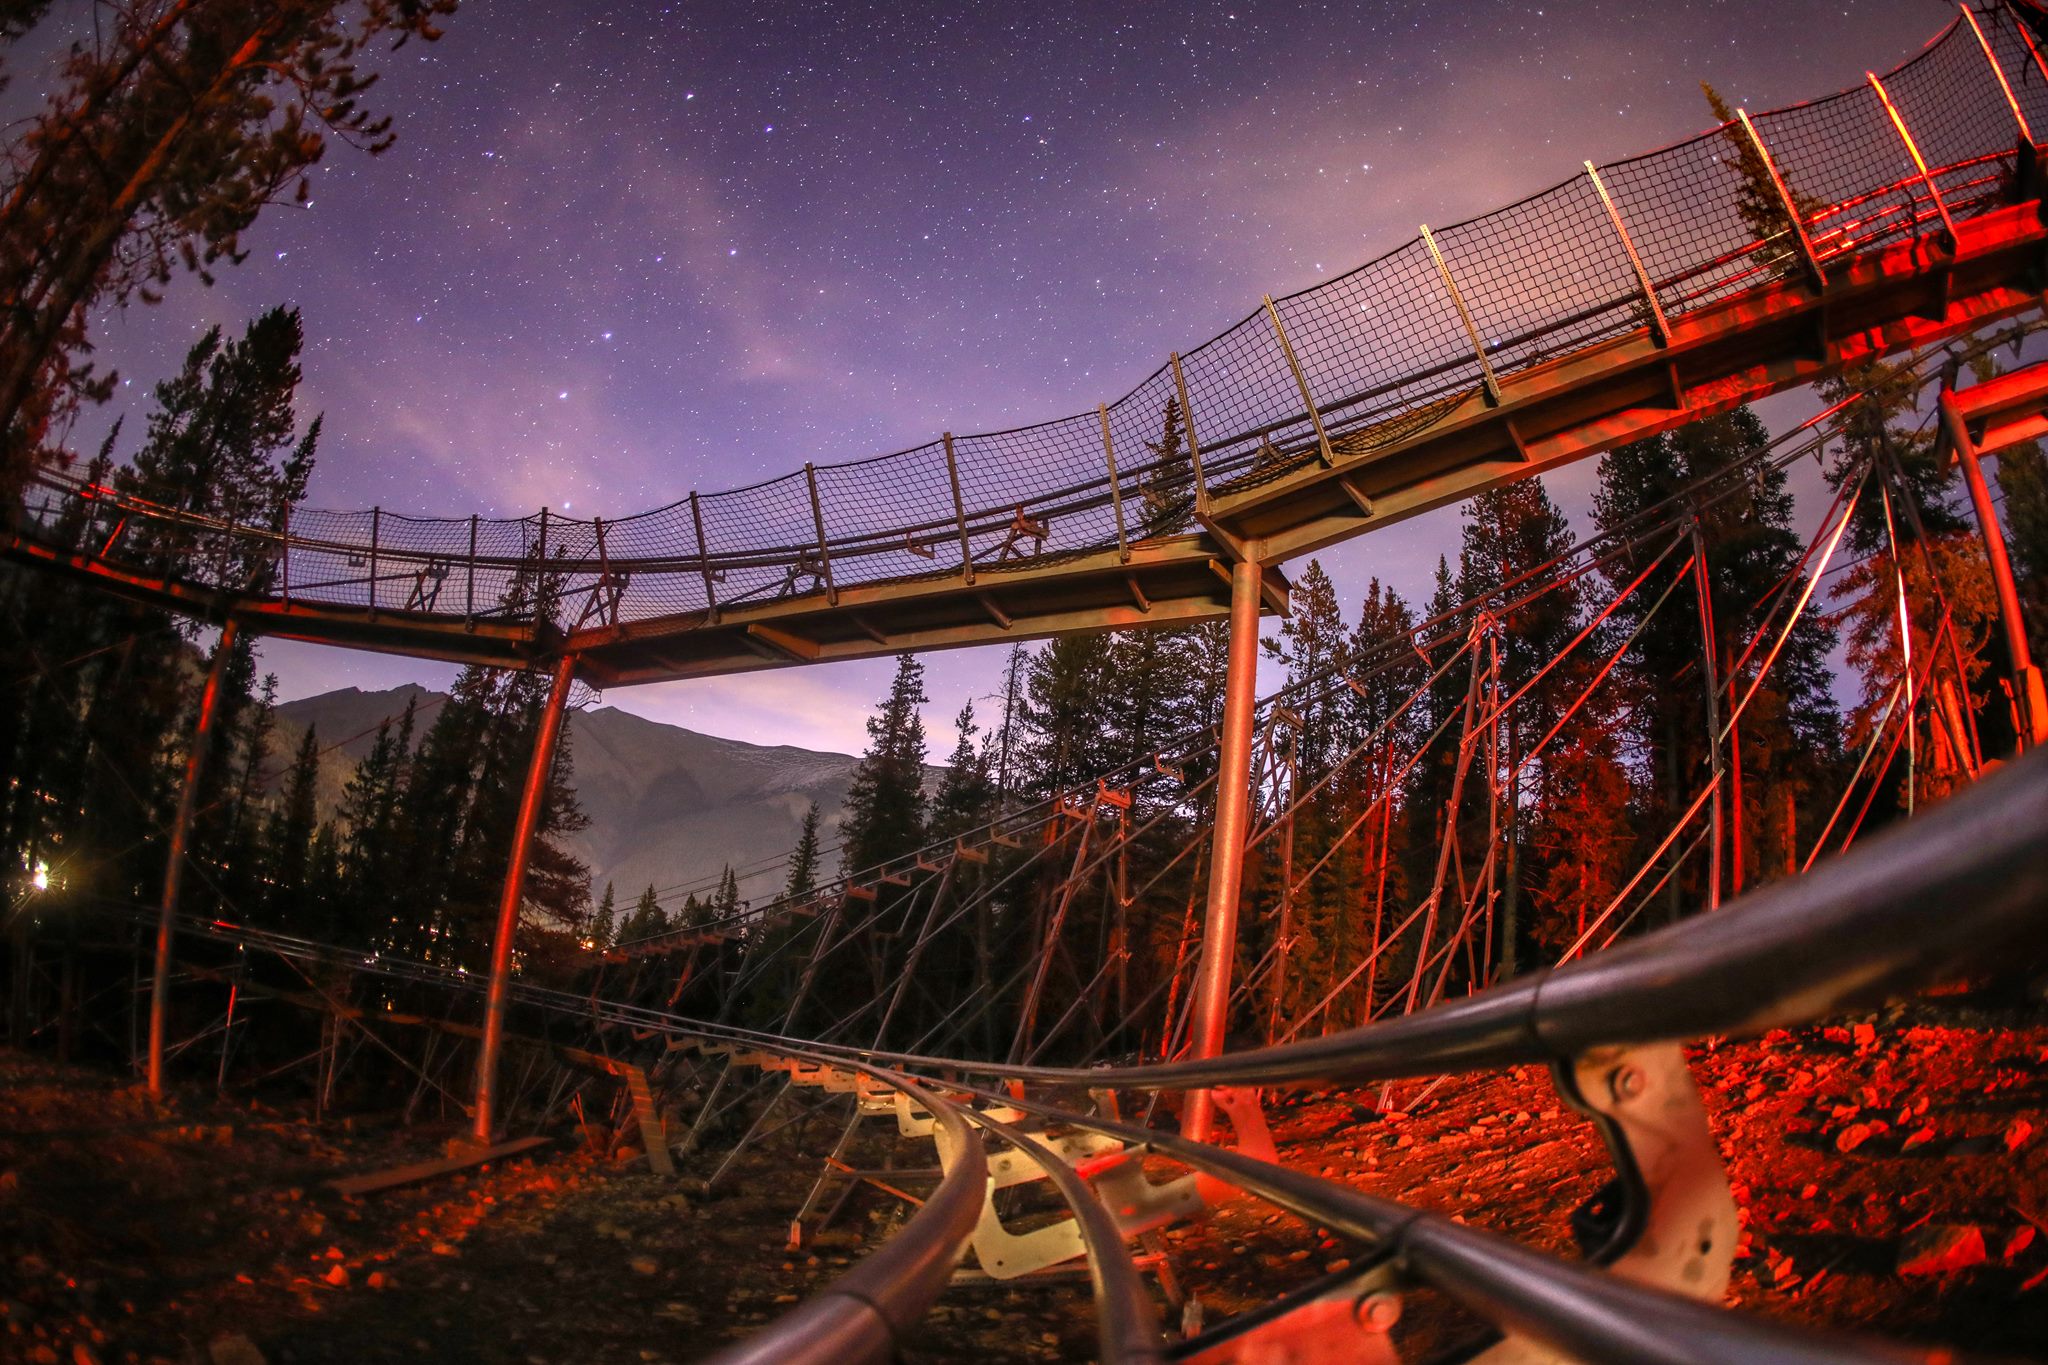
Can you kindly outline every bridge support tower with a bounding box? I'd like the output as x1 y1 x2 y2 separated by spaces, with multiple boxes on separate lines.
472 651 578 1143
1183 556 1261 1143
1940 383 2048 750
147 618 241 1099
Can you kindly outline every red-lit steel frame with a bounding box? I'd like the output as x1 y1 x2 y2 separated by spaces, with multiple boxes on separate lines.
1941 367 2048 746
145 617 239 1098
472 652 578 1143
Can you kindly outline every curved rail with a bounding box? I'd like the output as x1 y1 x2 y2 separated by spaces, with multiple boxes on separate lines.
11 8 2048 681
90 741 2048 1362
699 1066 987 1365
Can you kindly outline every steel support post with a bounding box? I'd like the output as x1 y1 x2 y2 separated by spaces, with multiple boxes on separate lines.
1182 555 1261 1143
1262 296 1337 465
803 463 838 605
1964 4 2034 142
2016 4 2048 88
1867 70 1957 250
465 514 479 624
689 492 719 620
472 651 578 1143
1689 525 1726 910
1170 352 1210 513
1734 110 1826 287
943 432 975 585
1586 161 1671 346
1420 228 1502 405
1099 404 1130 561
1940 388 2048 747
278 504 292 605
366 508 381 617
147 617 240 1098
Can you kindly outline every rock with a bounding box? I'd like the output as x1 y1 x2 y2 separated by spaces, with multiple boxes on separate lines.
1902 1125 1937 1151
209 1335 268 1365
2006 1119 2034 1153
629 1256 660 1276
2004 1225 2037 1261
1835 1123 1873 1153
323 1264 349 1287
1897 1224 1987 1276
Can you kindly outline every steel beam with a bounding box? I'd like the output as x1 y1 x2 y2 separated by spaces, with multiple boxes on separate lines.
473 651 578 1142
148 617 240 1098
1939 386 2048 748
1182 555 1261 1143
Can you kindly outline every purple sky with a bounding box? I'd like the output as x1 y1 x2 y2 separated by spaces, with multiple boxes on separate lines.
68 0 1974 754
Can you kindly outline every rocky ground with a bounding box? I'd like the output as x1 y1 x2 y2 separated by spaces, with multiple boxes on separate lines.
1 1000 2043 1363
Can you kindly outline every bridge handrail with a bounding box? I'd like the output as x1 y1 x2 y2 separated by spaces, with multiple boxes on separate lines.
12 9 2043 632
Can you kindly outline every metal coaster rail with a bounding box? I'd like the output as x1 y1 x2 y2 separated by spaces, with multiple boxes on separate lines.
11 7 2048 684
66 735 2048 1362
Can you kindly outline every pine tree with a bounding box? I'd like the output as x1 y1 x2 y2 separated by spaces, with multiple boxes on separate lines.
1137 394 1195 538
784 804 822 899
1332 578 1421 1021
840 654 929 872
0 306 318 926
992 645 1027 800
1595 406 1840 911
1262 560 1349 779
381 559 592 963
337 705 412 946
930 704 997 840
1252 560 1354 1029
117 308 317 583
0 1 457 486
591 882 617 950
1017 636 1116 799
1701 82 1823 281
264 726 322 926
617 884 665 942
1818 358 1993 801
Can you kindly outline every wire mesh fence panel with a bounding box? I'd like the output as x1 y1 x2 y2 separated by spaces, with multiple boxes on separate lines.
367 512 488 615
1755 85 1925 263
1983 5 2048 138
282 508 379 610
1103 365 1198 544
813 440 963 588
1596 129 1769 320
1176 309 1321 493
1269 238 1478 464
952 411 1122 568
599 500 713 620
1429 173 1646 382
1883 15 2024 217
694 470 825 608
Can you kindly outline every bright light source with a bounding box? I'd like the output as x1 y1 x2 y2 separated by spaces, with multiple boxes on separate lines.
30 861 48 892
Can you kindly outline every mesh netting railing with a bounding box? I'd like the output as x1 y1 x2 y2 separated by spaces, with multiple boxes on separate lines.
9 9 2039 634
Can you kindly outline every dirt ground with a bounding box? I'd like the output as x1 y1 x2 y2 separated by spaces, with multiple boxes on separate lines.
1 1001 2043 1364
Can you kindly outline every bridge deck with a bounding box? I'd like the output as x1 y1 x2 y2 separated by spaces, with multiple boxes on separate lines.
7 9 2046 685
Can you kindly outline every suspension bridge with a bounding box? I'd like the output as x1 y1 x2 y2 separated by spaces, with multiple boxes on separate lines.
7 6 2048 1362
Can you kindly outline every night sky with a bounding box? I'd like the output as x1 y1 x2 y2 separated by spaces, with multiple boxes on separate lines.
68 0 1974 753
